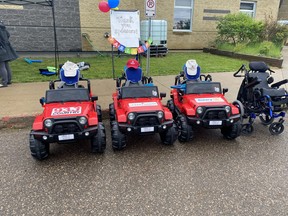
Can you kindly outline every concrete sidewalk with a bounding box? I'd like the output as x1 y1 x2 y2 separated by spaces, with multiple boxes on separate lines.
1 47 288 128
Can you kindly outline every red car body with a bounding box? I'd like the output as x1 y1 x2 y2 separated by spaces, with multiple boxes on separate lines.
109 85 177 150
168 81 243 141
29 87 106 160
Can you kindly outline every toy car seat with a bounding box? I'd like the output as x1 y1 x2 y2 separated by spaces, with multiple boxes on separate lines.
184 59 201 81
123 59 143 86
124 66 143 85
58 61 80 88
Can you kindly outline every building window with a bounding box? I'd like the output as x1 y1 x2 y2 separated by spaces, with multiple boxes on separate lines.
240 1 256 18
173 0 194 31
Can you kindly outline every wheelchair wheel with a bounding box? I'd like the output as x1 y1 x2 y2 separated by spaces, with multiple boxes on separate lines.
241 124 254 135
259 114 274 125
269 122 284 135
232 100 244 117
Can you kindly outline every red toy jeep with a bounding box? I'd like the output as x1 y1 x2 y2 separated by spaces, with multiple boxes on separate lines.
29 79 106 160
109 59 177 150
167 60 243 141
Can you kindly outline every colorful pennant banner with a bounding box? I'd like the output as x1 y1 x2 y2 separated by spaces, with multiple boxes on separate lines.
107 36 152 54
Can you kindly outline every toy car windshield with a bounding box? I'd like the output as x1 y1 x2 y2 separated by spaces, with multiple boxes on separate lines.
121 86 159 99
186 82 222 94
45 88 90 103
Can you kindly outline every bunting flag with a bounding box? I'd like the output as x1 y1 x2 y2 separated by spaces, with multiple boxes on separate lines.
108 36 115 44
106 37 153 54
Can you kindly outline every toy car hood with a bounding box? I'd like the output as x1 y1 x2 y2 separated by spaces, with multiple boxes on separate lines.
186 94 230 107
120 99 164 113
43 102 92 118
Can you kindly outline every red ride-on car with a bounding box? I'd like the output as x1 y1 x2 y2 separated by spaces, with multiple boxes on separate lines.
167 60 244 141
29 79 106 160
109 59 178 150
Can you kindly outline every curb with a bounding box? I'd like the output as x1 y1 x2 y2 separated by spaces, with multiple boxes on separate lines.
0 110 110 129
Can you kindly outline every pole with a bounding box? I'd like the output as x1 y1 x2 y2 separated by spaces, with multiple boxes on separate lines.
51 0 59 75
146 17 152 76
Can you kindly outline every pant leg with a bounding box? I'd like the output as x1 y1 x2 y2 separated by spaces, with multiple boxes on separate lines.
4 61 12 83
0 61 8 86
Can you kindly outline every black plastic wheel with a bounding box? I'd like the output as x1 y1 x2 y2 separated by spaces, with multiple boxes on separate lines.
29 134 49 160
259 114 274 125
269 122 284 135
232 100 244 118
109 103 116 122
176 114 193 142
159 123 178 145
91 122 106 153
167 99 176 119
96 104 102 122
241 124 254 135
221 121 241 140
111 121 127 150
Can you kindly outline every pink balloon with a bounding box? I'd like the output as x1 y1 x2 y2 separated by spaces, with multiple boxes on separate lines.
98 1 110 13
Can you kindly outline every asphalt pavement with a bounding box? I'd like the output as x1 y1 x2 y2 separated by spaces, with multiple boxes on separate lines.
0 47 288 128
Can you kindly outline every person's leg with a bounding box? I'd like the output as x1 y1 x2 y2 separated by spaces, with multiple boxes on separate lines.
0 61 8 87
4 61 12 84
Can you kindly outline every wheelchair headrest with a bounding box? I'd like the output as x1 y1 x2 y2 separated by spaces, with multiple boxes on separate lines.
125 66 142 83
184 59 200 80
249 61 269 73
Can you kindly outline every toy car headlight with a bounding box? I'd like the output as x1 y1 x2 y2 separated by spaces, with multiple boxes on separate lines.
224 106 231 113
157 111 164 119
79 116 87 125
196 106 204 115
44 119 53 127
128 113 135 121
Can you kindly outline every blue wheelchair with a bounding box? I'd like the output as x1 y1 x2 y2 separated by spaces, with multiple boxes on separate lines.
234 61 288 135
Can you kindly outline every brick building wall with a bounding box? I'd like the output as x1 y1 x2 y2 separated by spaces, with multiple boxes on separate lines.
80 0 281 51
278 0 288 19
0 0 282 52
0 0 82 52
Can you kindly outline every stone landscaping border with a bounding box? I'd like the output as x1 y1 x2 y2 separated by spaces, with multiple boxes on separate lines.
203 48 283 68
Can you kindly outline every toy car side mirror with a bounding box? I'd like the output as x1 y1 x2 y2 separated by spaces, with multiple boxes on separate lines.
39 97 45 106
223 88 228 95
91 96 98 101
160 92 166 99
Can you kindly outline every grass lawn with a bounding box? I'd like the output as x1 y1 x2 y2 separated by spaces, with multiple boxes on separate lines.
10 52 249 83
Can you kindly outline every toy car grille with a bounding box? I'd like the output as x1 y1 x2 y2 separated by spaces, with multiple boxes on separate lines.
135 116 159 126
52 123 81 133
203 110 227 120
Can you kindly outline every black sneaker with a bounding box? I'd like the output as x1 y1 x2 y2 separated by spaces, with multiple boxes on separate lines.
0 84 8 88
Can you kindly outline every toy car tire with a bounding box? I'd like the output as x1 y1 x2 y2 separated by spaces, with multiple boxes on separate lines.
221 121 241 140
91 122 106 153
167 99 176 118
176 114 194 142
109 103 116 122
111 121 127 150
29 134 49 160
96 105 102 122
159 123 178 145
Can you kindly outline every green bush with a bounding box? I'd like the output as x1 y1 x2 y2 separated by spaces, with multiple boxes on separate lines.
259 41 273 56
216 13 264 45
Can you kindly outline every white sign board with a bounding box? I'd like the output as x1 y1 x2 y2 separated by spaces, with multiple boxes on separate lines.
145 0 156 17
110 10 140 47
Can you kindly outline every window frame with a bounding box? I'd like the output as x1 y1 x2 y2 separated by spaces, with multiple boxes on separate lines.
173 0 194 32
240 1 256 18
